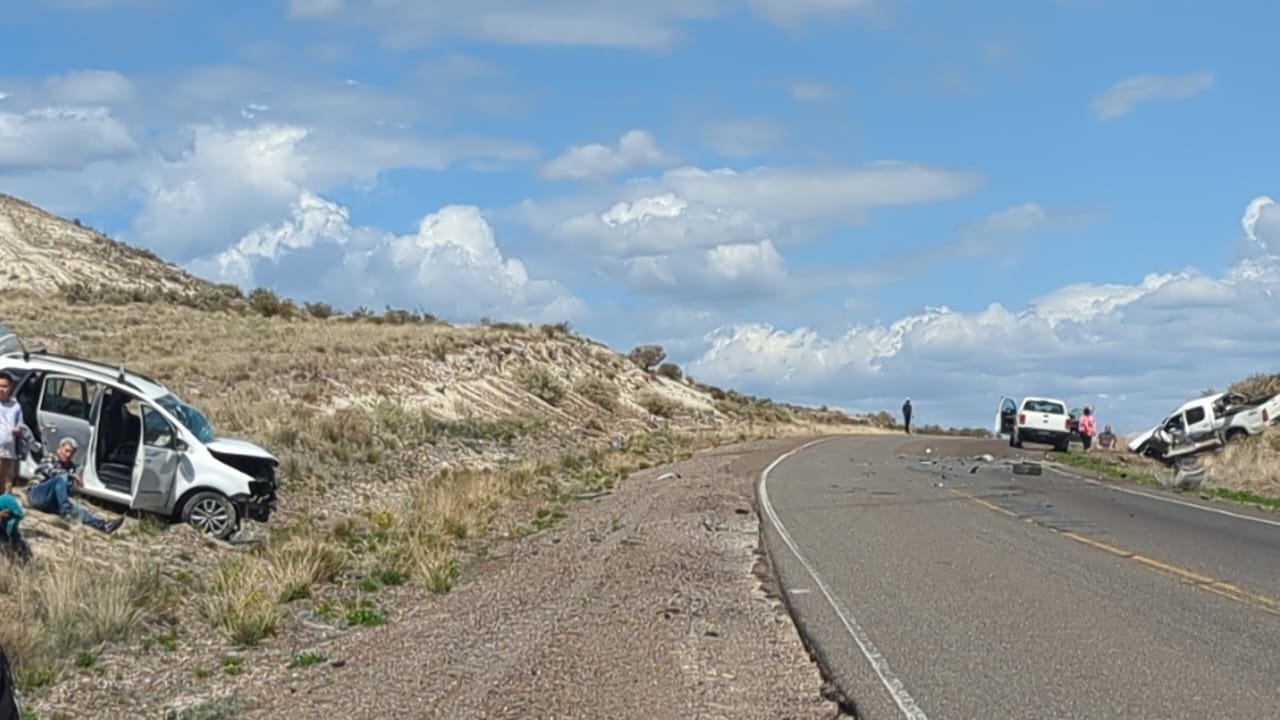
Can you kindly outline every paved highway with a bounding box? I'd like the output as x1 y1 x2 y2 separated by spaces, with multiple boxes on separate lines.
758 435 1280 719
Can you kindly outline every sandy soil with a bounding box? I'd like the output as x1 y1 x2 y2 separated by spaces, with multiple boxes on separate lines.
202 436 841 719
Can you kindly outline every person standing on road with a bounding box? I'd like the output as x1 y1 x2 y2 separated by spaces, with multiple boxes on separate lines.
902 398 913 434
1078 406 1096 452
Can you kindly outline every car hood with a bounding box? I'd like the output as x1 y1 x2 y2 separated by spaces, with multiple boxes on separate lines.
1126 426 1158 452
207 437 278 463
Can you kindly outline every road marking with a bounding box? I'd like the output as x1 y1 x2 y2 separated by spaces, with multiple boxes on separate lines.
1055 468 1280 529
950 488 1280 618
759 438 929 720
1058 530 1132 558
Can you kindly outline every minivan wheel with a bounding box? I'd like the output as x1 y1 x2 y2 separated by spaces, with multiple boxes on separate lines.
181 491 238 540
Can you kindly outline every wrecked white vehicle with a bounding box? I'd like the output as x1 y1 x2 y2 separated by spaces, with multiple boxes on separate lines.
1127 390 1280 463
0 327 278 539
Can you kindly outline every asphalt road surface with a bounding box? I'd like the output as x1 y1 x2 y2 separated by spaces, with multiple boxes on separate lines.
758 434 1280 720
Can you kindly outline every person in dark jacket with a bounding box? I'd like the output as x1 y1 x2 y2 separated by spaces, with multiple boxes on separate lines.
0 640 20 720
902 398 913 434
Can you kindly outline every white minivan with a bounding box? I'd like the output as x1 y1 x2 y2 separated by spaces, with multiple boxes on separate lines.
1 327 278 539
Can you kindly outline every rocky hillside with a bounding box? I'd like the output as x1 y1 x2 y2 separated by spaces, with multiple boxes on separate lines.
0 191 875 436
0 193 215 296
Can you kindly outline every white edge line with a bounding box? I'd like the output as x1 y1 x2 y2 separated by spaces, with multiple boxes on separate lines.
758 437 929 720
1050 467 1280 529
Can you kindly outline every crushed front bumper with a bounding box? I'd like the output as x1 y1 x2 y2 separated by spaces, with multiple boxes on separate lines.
231 488 277 525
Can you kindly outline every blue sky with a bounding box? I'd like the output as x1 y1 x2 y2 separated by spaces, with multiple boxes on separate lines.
2 0 1280 434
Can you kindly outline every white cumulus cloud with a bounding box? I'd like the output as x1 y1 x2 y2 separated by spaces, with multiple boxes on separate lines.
532 159 985 303
41 69 136 106
684 196 1280 434
1091 71 1214 120
188 192 583 323
0 106 136 171
540 129 673 181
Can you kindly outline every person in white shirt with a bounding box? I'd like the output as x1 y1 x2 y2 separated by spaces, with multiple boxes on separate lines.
0 372 23 494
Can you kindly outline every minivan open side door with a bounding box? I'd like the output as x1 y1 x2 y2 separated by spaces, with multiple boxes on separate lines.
131 404 184 514
994 396 1017 436
36 375 101 468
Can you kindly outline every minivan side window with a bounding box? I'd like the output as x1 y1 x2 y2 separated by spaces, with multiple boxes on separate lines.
41 377 95 420
141 405 177 449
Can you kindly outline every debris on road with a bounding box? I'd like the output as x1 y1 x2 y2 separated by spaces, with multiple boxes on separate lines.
1012 462 1043 476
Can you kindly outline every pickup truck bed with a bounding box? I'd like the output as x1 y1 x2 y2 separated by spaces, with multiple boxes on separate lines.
1010 397 1072 451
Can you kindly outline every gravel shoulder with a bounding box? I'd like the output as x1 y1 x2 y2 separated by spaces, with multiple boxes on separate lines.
229 436 838 719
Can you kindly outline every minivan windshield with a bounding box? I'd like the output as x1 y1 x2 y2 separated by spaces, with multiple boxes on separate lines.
156 394 216 444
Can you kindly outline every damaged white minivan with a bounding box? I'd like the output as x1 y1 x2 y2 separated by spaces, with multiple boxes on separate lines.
0 327 278 539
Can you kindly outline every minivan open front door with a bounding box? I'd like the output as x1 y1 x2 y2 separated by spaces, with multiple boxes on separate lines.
131 405 183 514
994 396 1017 436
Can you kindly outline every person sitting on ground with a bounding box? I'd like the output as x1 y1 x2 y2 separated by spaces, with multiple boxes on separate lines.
26 437 123 534
0 486 30 562
1097 424 1117 450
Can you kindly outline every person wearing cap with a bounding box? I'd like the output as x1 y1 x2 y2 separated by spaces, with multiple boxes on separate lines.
26 436 123 533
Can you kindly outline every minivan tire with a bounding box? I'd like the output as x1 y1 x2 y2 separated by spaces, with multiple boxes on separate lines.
180 490 238 540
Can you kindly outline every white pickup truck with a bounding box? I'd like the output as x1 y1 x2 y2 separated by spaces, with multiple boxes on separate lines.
1127 390 1280 462
994 395 1073 451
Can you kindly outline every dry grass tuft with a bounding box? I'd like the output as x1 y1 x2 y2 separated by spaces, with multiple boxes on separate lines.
1203 427 1280 499
0 540 173 690
1228 372 1280 398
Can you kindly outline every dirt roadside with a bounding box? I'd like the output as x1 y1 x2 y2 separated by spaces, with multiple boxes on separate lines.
205 435 840 719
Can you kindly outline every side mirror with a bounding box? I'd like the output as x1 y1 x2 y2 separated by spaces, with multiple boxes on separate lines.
173 438 189 452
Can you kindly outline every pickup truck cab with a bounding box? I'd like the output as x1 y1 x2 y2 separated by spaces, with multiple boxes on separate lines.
1127 391 1280 462
994 395 1072 451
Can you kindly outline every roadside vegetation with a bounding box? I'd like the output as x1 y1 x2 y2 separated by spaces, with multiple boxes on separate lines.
1046 450 1158 486
0 286 878 711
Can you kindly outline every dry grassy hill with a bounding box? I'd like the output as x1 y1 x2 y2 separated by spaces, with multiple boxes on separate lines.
0 193 890 716
1204 372 1280 499
0 193 214 296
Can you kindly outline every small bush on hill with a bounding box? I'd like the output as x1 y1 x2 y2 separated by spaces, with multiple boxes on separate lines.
628 344 666 371
655 362 682 380
574 376 619 410
516 366 567 406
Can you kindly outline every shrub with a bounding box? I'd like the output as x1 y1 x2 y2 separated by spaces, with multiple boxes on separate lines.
516 366 567 406
574 377 618 410
627 344 666 371
638 391 682 418
655 362 682 381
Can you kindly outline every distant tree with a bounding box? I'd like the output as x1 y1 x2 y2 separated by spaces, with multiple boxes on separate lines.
628 344 666 371
655 362 682 381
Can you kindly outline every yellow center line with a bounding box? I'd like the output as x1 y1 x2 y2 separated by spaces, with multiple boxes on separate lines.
947 487 1280 618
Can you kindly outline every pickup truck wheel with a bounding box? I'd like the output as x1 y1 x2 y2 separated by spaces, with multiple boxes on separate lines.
1224 428 1247 444
181 491 238 540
